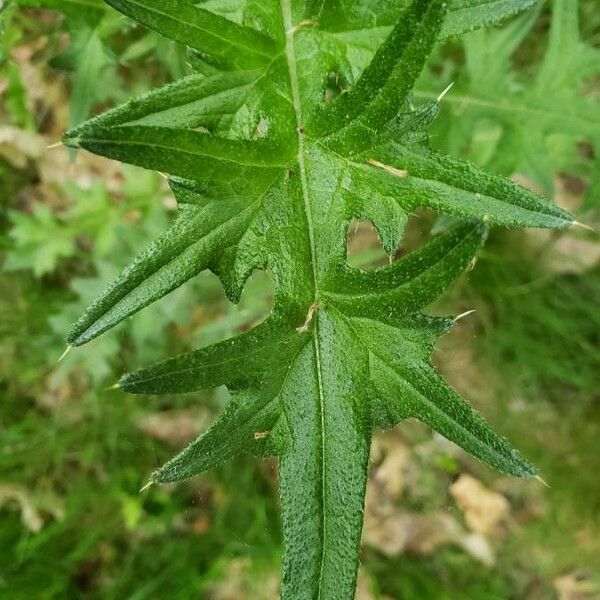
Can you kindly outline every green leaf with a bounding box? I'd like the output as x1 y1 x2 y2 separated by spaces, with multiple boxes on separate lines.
65 0 571 596
5 204 76 277
308 0 541 84
310 0 446 137
315 0 539 37
14 0 119 126
66 26 114 127
416 0 600 193
103 0 281 70
443 0 539 36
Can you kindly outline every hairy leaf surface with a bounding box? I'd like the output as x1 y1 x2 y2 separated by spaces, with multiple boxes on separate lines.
63 0 571 597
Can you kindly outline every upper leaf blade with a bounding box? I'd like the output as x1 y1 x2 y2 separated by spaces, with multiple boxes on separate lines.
443 0 539 37
309 0 445 137
104 0 280 69
66 71 264 135
67 196 255 346
64 125 289 182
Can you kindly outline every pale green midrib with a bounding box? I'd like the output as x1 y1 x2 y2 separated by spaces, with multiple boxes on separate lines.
281 1 329 596
76 137 289 168
121 327 296 387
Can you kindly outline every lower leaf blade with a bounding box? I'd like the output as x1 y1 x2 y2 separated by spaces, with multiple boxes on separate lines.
279 312 372 599
362 147 573 229
68 199 254 346
151 388 281 483
119 319 300 394
371 354 536 477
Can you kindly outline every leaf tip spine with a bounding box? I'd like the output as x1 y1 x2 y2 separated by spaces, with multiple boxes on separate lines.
436 81 454 103
534 474 550 488
571 221 595 233
452 309 476 325
62 135 81 150
139 480 154 493
57 345 72 364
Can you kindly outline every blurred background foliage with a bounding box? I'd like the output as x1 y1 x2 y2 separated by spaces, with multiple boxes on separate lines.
0 0 598 598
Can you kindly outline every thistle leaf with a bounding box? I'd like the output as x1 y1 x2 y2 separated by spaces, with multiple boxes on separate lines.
65 0 568 596
417 0 600 194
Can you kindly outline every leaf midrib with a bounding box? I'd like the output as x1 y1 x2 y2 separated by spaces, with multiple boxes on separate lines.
76 135 289 168
281 1 329 595
121 326 297 388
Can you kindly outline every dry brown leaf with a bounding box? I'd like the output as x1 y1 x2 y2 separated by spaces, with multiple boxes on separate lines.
190 514 211 535
363 501 495 566
204 557 279 600
347 219 384 256
553 572 600 600
553 173 588 214
450 473 509 536
0 484 64 533
0 126 45 168
542 234 600 274
370 432 411 500
136 408 213 448
365 432 497 565
10 38 69 137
